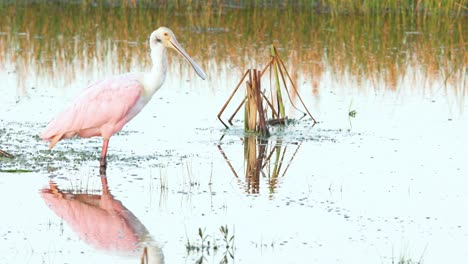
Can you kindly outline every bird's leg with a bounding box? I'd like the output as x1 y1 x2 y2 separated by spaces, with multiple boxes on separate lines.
100 139 110 169
99 165 107 176
100 174 110 195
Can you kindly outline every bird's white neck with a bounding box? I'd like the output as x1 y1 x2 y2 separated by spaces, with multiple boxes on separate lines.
142 44 167 101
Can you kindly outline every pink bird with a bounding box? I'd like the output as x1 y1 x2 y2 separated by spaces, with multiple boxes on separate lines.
40 27 206 168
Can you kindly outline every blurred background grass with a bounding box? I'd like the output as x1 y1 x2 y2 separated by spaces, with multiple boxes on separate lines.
0 0 466 95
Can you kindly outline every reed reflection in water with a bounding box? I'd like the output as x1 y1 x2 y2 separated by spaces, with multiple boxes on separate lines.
1 3 465 105
218 136 301 194
40 176 164 264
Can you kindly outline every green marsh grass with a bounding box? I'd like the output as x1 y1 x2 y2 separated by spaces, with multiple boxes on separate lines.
4 1 465 16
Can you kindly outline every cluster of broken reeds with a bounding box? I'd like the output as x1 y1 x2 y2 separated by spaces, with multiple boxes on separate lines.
218 45 317 136
216 45 310 193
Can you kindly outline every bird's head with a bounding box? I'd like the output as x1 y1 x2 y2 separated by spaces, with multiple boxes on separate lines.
150 27 206 80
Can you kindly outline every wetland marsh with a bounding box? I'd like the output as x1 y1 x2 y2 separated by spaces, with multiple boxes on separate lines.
0 2 467 263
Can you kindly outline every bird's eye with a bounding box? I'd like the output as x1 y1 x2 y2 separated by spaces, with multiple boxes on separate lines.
164 33 168 37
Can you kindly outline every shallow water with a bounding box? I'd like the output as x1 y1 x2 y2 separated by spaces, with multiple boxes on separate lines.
1 3 468 264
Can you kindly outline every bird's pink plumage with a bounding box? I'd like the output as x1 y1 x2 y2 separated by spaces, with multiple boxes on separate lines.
41 73 143 143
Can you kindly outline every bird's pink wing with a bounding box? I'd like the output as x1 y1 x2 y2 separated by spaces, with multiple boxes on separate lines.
41 73 143 141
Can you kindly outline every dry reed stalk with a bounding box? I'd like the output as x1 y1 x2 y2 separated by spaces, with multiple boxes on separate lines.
245 71 257 132
0 149 14 158
252 69 270 136
271 45 317 124
271 46 286 119
244 69 270 136
228 97 247 126
217 70 249 128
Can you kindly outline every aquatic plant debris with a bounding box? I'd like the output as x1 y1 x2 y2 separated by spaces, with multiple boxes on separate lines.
0 149 15 158
0 169 34 173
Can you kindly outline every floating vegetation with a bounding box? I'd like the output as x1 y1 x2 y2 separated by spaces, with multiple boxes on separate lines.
218 45 316 136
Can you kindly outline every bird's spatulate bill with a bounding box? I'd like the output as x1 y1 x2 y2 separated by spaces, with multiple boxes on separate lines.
170 39 207 80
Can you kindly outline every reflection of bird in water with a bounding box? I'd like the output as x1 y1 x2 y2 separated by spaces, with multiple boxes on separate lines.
40 27 206 168
40 177 164 264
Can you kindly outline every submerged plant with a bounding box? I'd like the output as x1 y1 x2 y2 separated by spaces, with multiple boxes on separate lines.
348 100 357 118
186 227 209 252
394 257 423 264
392 245 426 264
185 225 236 263
220 225 235 249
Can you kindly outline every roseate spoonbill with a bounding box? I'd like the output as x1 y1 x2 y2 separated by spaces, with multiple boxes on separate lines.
40 27 206 168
